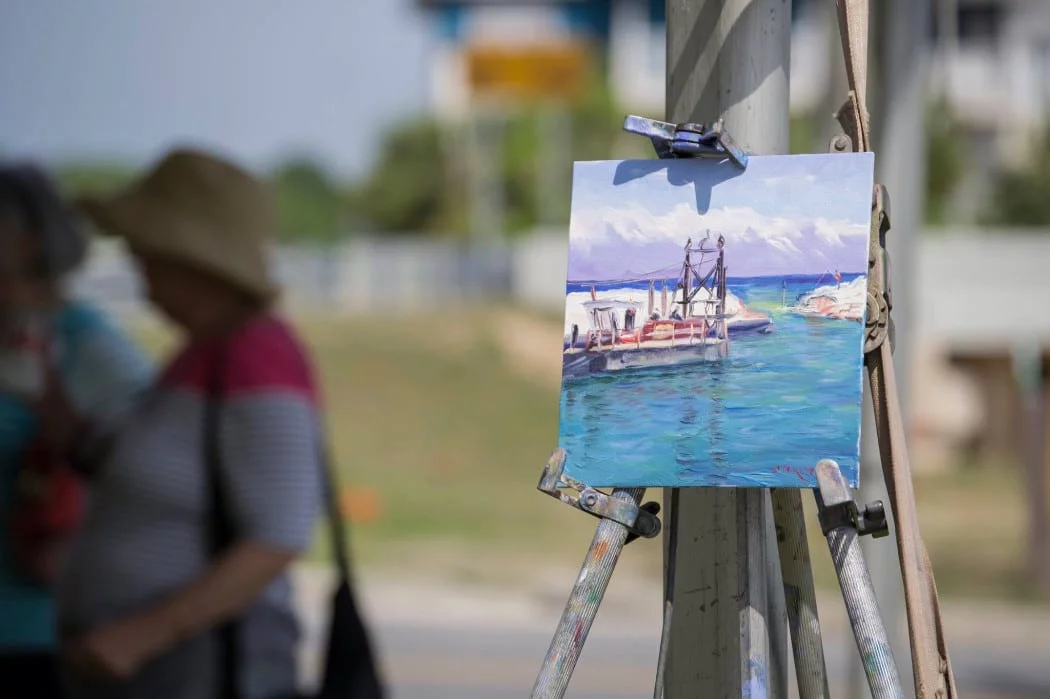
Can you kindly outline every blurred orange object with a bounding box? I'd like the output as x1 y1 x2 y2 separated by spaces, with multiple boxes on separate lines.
339 487 383 526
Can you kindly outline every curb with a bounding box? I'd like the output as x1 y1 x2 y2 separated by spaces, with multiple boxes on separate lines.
291 563 1050 648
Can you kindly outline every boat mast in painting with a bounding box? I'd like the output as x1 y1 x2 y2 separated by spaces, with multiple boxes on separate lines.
675 231 728 341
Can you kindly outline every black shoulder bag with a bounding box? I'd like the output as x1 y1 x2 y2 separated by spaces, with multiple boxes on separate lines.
206 349 386 699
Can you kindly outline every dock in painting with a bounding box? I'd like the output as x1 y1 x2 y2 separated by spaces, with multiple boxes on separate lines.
563 232 774 379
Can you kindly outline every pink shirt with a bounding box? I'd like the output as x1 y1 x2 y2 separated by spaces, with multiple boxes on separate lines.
59 313 324 699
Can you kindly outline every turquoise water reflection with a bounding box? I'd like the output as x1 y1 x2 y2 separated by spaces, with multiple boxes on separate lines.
558 274 866 488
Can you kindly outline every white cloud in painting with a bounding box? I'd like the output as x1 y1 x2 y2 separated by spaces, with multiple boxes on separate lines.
568 203 868 281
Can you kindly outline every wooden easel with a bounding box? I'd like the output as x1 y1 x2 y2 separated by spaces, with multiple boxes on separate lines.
528 3 957 696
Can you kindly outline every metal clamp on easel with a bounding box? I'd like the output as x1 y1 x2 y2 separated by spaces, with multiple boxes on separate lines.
537 452 662 544
816 459 889 540
530 451 658 699
623 115 749 168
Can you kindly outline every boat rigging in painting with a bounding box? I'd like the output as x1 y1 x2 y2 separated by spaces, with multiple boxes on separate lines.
563 231 774 379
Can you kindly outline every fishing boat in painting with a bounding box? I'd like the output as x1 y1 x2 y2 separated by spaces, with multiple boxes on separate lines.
563 233 774 379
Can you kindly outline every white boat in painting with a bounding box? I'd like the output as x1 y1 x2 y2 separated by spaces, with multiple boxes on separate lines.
563 234 774 379
792 273 866 323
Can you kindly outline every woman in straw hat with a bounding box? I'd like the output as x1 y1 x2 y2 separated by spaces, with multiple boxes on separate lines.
0 162 152 699
57 148 325 699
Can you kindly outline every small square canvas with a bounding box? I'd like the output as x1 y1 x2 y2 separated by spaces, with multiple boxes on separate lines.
558 153 875 488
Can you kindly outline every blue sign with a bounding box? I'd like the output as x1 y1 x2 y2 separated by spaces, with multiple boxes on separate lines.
426 0 664 43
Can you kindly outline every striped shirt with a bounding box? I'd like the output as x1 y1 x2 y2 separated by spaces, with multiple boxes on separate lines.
0 300 152 650
58 314 324 699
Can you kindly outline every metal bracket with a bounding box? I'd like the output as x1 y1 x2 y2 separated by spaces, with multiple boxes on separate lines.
814 459 890 539
827 133 895 355
538 449 662 543
623 115 748 168
864 184 894 354
819 498 890 539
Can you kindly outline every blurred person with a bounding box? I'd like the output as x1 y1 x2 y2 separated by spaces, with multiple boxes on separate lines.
0 163 152 699
56 148 327 699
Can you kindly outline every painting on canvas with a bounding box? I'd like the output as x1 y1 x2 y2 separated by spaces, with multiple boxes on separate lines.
558 153 875 488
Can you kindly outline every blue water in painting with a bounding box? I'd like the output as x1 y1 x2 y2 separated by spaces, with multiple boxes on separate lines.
558 273 866 489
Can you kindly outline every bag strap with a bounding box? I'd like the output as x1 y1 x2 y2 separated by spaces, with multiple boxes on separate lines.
204 343 355 699
319 441 353 584
204 345 241 699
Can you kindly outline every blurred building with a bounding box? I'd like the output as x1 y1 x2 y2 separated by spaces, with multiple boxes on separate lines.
931 0 1050 220
933 1 1050 160
415 0 836 115
413 0 1050 209
416 0 666 115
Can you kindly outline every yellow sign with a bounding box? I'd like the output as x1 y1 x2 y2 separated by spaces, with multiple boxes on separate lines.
465 42 592 101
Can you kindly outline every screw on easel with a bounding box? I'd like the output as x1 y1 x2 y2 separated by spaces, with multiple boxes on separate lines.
538 451 662 544
857 500 890 539
626 502 662 545
830 133 853 152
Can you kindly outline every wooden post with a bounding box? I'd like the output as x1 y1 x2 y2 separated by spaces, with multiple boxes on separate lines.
1041 353 1050 594
663 1 791 696
846 0 931 695
537 103 572 227
1016 345 1050 596
467 107 505 242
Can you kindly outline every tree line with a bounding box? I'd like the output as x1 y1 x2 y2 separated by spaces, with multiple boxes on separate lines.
54 94 1050 244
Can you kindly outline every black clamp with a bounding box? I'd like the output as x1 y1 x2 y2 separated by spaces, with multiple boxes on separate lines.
623 115 748 169
818 498 890 539
538 450 662 544
814 458 889 539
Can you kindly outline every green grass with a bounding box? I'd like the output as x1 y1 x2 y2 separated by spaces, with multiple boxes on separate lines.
128 309 598 579
127 308 1042 600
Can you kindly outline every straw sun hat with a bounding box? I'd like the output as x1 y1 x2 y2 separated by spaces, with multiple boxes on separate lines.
77 147 281 300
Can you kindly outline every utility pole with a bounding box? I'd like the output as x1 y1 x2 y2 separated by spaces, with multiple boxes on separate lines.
536 104 572 227
663 1 791 695
845 1 932 697
467 107 505 242
818 0 848 148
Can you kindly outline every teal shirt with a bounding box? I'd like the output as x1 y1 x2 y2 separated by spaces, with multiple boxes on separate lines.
0 300 152 650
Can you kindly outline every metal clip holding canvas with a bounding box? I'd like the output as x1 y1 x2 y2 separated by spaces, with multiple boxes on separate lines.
537 449 661 544
623 115 749 169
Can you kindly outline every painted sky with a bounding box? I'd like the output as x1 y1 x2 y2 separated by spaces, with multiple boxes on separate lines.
567 153 875 281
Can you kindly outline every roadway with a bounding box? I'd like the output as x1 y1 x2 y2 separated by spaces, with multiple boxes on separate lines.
294 582 1050 699
374 623 1049 699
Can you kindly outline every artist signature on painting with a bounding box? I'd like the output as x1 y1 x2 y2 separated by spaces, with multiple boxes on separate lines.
771 465 816 482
